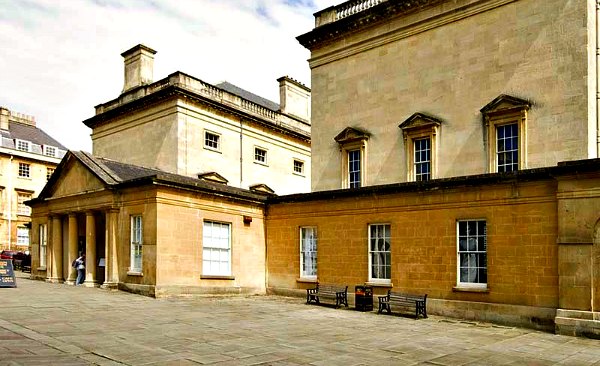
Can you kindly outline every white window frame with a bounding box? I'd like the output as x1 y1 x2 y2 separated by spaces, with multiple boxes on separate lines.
17 227 29 246
202 221 231 276
46 167 55 181
204 130 221 152
368 223 391 283
293 159 304 175
413 137 431 181
130 215 143 272
496 123 519 173
299 227 317 279
17 192 32 215
43 145 57 157
254 147 268 165
456 219 487 289
348 149 361 188
16 139 31 152
18 162 30 178
39 224 47 267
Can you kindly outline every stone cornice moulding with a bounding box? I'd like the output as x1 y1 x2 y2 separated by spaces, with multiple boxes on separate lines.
306 0 518 68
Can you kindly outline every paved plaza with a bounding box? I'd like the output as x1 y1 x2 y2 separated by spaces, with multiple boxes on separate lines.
1 273 599 365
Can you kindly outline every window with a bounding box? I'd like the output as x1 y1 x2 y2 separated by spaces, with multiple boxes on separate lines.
18 162 30 178
204 131 220 151
399 113 441 182
17 227 29 246
496 123 518 172
39 224 47 267
46 167 55 181
130 215 143 272
368 224 391 282
414 138 431 181
44 146 57 157
202 221 231 276
300 227 317 278
16 139 30 152
17 193 32 215
293 160 304 175
348 150 361 188
254 147 267 164
481 94 530 173
334 127 369 189
457 220 487 288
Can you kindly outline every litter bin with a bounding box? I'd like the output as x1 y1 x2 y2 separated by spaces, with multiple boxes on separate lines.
355 285 373 311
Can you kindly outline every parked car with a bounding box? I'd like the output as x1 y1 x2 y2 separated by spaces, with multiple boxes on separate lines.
0 250 31 271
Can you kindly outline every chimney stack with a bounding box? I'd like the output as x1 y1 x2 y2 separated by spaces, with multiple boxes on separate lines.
277 76 311 122
121 44 157 93
0 107 9 130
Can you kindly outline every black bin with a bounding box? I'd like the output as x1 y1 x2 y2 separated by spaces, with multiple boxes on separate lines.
355 285 373 311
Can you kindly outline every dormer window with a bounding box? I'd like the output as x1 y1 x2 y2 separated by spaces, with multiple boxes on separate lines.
16 139 31 152
44 146 57 157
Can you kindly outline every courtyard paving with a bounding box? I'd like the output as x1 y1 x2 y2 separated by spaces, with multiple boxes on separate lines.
0 273 599 365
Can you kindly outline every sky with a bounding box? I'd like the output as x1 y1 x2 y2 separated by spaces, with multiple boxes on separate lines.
0 0 332 152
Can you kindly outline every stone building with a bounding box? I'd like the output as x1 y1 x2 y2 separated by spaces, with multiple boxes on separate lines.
28 45 309 296
27 1 600 338
297 0 598 191
86 45 311 196
0 107 66 251
263 0 600 337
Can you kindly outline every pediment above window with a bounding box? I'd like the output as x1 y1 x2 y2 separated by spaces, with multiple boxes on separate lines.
249 183 275 195
197 172 228 184
398 113 442 131
334 127 370 145
480 94 531 115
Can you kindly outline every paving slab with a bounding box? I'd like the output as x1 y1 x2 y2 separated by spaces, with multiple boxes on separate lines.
0 273 599 365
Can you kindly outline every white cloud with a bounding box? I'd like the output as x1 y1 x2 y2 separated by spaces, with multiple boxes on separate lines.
0 0 334 152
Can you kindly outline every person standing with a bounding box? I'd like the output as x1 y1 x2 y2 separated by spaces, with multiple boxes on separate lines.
75 254 85 285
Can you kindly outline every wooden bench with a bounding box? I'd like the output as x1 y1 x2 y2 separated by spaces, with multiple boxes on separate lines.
378 290 427 318
306 283 348 308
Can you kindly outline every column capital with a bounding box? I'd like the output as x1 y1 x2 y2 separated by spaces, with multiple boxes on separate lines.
68 212 78 218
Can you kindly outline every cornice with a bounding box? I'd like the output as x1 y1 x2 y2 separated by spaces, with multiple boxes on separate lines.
84 85 310 143
302 0 518 68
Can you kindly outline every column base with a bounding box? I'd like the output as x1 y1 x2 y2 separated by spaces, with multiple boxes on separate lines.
64 280 76 286
101 282 118 290
83 281 100 288
555 309 600 338
45 277 64 284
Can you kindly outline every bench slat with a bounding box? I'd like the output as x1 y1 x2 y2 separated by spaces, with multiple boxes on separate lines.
306 284 348 308
377 290 427 318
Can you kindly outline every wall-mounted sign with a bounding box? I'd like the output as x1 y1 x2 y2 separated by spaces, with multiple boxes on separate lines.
0 259 17 288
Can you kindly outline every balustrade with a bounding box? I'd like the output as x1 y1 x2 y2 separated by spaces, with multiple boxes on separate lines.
336 0 386 20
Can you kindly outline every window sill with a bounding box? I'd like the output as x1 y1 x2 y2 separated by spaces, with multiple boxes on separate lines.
292 172 305 177
127 271 143 277
365 281 393 288
296 277 317 283
201 275 235 280
253 160 268 167
453 286 489 293
203 146 222 154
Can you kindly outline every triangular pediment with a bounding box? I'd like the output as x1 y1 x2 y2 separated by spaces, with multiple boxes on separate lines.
36 151 116 200
334 127 370 145
249 183 275 195
480 94 531 114
398 113 442 130
46 159 106 199
198 171 228 184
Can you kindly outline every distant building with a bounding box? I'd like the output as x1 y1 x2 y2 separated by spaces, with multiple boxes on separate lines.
0 107 66 251
85 45 311 195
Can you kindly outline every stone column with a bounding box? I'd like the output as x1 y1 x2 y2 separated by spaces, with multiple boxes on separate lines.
45 218 52 281
102 209 119 289
84 211 98 287
48 215 63 283
66 214 78 285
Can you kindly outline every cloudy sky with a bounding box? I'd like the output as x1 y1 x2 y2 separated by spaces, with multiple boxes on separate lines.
0 0 331 152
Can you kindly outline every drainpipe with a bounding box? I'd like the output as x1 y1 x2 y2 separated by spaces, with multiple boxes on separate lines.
597 0 600 158
7 155 12 251
239 119 243 188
